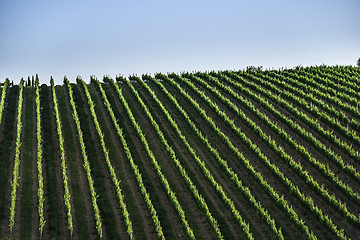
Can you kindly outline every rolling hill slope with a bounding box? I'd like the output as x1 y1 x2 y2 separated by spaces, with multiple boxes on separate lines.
0 65 359 239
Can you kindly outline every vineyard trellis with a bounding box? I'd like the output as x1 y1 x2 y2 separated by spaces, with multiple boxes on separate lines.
0 65 359 239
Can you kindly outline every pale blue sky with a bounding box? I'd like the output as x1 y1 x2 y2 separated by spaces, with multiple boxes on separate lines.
1 0 359 84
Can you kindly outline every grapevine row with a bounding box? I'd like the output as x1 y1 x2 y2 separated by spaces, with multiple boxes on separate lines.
246 70 360 184
260 71 360 130
79 78 133 239
294 69 360 113
35 78 46 236
316 66 360 86
0 79 9 125
203 72 360 208
50 78 74 236
296 69 359 108
106 78 165 240
174 73 348 239
283 69 360 119
9 79 24 232
114 76 196 239
233 71 360 165
139 74 285 239
246 71 360 151
273 70 360 121
189 72 360 225
302 68 360 100
64 79 103 238
283 69 359 104
293 70 360 133
154 73 317 239
124 75 221 239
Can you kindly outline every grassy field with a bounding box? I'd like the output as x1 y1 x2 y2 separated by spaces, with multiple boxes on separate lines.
0 65 359 239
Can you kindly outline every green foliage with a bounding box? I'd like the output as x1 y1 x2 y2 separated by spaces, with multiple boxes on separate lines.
159 73 317 239
2 65 360 239
51 78 73 236
0 79 9 125
143 73 285 239
0 85 17 238
9 79 24 232
65 78 103 239
110 77 165 240
40 82 61 238
81 78 133 240
35 78 46 236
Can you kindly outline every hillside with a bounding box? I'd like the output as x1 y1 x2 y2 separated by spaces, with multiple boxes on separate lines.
0 65 359 239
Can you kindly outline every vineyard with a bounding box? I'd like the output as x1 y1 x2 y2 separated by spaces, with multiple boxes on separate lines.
0 65 360 239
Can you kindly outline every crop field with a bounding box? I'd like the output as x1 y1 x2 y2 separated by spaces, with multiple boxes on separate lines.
0 65 359 239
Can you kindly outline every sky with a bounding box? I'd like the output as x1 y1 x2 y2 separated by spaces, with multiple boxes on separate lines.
0 0 359 84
